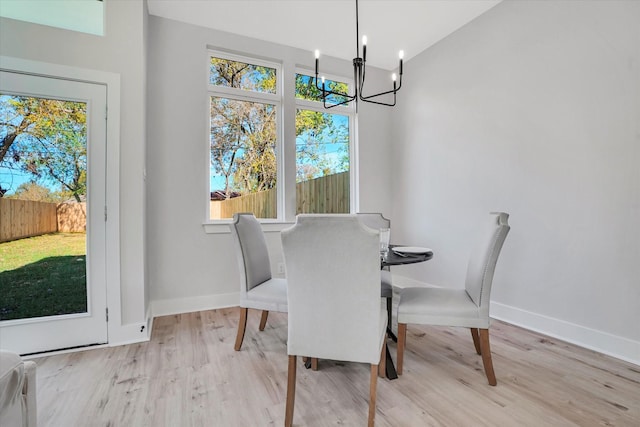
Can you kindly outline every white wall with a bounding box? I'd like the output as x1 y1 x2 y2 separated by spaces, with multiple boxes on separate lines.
7 0 633 363
146 16 392 314
0 1 149 342
392 0 639 364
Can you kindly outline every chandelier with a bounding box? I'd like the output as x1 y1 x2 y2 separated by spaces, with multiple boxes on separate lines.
314 0 404 108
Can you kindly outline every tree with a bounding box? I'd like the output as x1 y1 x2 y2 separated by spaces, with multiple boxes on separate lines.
0 95 87 200
209 58 277 197
22 111 87 202
6 181 63 203
294 75 350 182
231 103 277 192
208 58 350 198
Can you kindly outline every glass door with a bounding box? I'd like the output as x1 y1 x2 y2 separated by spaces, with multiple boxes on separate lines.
0 71 107 354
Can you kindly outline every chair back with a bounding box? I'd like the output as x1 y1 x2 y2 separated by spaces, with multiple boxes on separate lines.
281 214 384 364
356 212 390 230
0 350 37 427
464 212 511 316
230 213 272 293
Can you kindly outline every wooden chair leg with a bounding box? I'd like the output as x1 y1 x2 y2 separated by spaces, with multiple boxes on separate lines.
397 323 407 375
259 310 269 331
234 307 248 351
470 328 481 355
368 364 378 427
479 329 497 386
285 355 297 427
378 339 386 378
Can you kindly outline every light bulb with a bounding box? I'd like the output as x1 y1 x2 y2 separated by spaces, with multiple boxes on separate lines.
399 50 404 60
321 76 325 84
362 35 367 46
315 49 320 59
392 73 397 82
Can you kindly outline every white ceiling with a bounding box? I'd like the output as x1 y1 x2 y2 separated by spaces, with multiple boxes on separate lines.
147 0 502 70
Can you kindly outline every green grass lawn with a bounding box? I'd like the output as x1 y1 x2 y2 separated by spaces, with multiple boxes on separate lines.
0 233 87 321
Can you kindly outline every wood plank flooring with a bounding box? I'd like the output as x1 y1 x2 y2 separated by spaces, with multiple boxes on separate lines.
31 308 639 426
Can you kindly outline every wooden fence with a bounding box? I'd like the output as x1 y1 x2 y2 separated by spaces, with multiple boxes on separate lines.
296 171 350 214
210 171 349 219
213 187 278 219
0 199 57 242
57 202 87 233
0 199 87 243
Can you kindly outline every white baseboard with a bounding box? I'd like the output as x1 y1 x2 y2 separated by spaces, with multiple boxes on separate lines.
491 302 640 366
391 274 639 366
151 292 239 318
108 322 150 347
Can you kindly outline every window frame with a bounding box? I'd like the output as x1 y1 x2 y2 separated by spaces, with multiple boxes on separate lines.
206 50 283 223
294 68 355 113
294 68 357 214
202 53 358 230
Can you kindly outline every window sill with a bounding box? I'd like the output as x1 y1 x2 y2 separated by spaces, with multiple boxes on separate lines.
202 221 295 234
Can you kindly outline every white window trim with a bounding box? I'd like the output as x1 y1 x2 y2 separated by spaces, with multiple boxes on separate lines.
0 56 130 343
294 68 358 214
201 56 358 232
207 50 281 103
205 50 283 224
294 68 355 114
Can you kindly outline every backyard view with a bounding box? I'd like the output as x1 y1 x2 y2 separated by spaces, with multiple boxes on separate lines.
209 55 351 219
0 233 86 321
0 93 88 321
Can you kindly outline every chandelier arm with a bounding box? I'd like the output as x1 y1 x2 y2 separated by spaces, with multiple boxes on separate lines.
323 97 354 109
314 75 356 107
360 75 401 101
360 92 397 107
359 81 402 100
319 87 356 99
322 93 356 106
314 75 354 100
360 90 396 101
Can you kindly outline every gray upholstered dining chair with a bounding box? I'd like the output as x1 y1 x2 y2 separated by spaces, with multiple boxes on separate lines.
396 212 510 386
229 213 287 351
356 213 394 331
281 214 388 427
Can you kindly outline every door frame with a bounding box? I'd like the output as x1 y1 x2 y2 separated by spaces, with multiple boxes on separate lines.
0 56 124 346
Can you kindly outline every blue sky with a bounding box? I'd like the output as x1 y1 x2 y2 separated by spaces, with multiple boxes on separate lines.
0 165 37 195
210 114 349 192
208 71 350 193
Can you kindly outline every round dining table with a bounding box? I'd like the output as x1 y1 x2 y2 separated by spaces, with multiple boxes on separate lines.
380 244 433 379
382 244 433 268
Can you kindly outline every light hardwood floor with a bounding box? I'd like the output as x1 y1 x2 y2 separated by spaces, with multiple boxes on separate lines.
32 308 639 426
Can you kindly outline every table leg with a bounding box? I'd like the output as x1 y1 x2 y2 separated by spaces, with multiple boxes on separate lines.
387 327 398 343
385 295 398 343
385 344 398 380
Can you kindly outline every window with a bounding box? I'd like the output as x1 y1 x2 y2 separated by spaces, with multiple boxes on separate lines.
207 51 355 223
0 0 104 36
295 73 354 214
208 53 280 220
